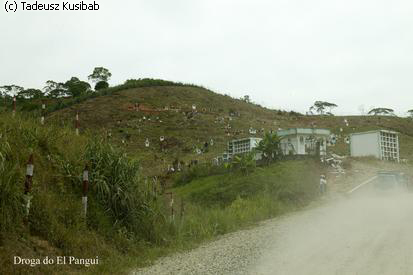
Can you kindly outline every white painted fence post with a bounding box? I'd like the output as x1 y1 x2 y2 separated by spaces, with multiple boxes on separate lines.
82 165 89 219
12 96 16 117
24 154 34 220
75 112 79 136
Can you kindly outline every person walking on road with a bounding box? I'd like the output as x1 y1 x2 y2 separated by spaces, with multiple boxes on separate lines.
320 175 327 194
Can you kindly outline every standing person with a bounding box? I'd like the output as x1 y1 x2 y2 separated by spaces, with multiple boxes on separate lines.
320 175 327 194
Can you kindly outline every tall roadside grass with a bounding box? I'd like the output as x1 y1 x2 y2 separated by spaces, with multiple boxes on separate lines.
0 113 167 274
149 159 323 251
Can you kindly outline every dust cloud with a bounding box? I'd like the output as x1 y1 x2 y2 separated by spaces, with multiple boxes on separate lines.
250 186 413 275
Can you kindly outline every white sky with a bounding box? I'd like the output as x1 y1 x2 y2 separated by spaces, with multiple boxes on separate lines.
1 0 413 116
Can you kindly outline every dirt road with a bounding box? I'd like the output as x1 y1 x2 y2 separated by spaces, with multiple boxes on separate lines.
134 192 413 275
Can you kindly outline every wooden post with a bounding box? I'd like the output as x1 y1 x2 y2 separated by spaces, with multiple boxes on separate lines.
82 165 89 219
24 154 34 219
12 96 16 117
165 192 174 221
152 177 157 200
41 101 46 125
180 199 184 220
75 112 79 135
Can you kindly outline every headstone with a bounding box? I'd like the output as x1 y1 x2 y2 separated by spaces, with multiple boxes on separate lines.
145 139 150 147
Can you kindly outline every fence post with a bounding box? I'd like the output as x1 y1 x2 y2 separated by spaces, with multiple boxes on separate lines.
165 192 174 222
180 198 184 220
82 165 89 219
24 154 34 221
152 176 158 200
12 96 16 117
75 112 79 136
145 177 149 198
41 101 46 125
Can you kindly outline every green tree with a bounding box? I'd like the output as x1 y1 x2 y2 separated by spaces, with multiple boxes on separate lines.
231 152 256 175
44 80 67 98
88 67 112 83
63 77 91 97
17 88 44 99
0 85 24 97
368 107 395 116
309 101 338 115
256 132 281 165
95 80 109 91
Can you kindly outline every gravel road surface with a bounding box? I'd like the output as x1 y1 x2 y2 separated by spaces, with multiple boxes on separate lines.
134 192 413 275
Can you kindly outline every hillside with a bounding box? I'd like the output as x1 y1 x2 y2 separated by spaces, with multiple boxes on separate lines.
48 83 413 177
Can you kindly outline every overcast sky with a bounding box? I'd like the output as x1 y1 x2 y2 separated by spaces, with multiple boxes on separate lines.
1 0 413 115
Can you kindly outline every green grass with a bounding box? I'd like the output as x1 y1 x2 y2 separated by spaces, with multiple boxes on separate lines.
156 159 324 247
174 160 322 206
0 113 167 274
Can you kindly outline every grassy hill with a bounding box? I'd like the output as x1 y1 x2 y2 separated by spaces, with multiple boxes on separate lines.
46 82 413 178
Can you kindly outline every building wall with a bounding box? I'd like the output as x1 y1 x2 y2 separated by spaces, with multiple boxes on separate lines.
378 131 400 161
350 132 380 158
227 138 262 160
280 136 299 155
297 136 306 155
280 135 327 156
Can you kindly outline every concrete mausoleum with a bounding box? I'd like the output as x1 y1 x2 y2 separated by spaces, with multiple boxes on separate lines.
277 128 331 156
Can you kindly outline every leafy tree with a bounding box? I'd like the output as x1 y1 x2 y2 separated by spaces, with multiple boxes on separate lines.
17 88 44 99
95 80 109 91
88 67 112 83
63 77 91 97
368 107 395 116
256 132 281 165
0 85 24 97
408 109 413 118
44 80 67 98
309 101 338 115
231 152 256 175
